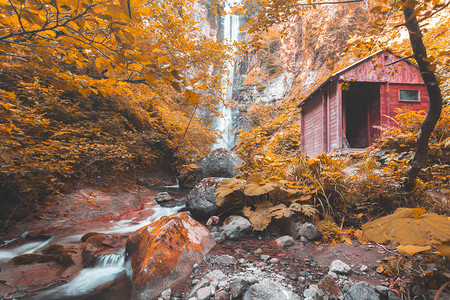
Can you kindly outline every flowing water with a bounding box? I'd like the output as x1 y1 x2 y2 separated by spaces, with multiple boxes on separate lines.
31 253 127 300
0 236 53 262
212 0 241 150
0 203 182 299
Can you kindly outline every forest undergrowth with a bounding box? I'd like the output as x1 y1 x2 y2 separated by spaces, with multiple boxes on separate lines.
218 101 450 298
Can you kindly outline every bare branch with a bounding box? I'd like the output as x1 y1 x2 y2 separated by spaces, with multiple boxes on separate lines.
290 0 363 7
417 1 450 24
385 54 414 66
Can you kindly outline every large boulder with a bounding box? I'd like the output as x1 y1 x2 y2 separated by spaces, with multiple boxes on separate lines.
180 148 242 188
125 213 215 300
197 148 242 180
187 177 224 219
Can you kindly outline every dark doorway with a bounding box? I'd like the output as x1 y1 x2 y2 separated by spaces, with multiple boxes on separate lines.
343 83 380 148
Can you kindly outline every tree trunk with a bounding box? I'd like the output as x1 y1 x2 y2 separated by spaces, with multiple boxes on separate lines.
402 1 443 190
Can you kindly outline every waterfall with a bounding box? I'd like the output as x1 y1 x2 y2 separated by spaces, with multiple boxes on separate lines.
30 252 126 299
213 0 241 150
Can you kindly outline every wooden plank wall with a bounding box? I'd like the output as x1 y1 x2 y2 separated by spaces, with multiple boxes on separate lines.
341 52 423 84
328 84 340 151
380 83 429 127
301 51 430 156
302 93 324 156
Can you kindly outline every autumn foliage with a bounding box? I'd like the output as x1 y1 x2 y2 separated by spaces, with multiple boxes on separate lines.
0 0 230 222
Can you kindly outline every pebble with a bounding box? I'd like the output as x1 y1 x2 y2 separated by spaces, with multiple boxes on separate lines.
300 271 310 277
160 288 171 300
214 290 229 300
275 235 295 248
360 264 369 272
206 270 227 282
191 279 200 286
269 258 279 264
196 286 213 300
287 273 298 281
214 254 238 265
260 255 270 262
329 260 352 275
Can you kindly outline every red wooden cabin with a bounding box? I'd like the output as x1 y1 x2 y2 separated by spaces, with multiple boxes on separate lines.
300 50 429 157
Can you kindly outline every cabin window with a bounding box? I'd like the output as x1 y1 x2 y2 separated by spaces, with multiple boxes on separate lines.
399 90 419 101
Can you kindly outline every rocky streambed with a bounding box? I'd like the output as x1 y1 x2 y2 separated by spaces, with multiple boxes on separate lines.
0 149 447 300
0 186 446 300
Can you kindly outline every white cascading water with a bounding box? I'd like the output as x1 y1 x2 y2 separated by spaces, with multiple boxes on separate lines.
0 236 53 263
212 0 241 150
11 204 182 299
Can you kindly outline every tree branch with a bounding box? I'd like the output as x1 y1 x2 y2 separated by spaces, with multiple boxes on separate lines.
385 54 414 66
0 1 108 42
290 0 363 7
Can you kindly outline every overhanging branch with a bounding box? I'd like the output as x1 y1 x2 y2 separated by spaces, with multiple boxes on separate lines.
290 0 363 7
385 55 414 66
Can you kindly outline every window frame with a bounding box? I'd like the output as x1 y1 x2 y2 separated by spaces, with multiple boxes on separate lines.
399 89 420 102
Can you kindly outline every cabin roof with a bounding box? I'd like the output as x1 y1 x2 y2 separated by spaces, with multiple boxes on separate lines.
298 49 417 108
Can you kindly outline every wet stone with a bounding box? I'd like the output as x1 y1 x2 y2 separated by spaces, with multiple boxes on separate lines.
206 270 227 282
329 260 352 275
260 255 270 262
344 282 379 300
214 254 237 265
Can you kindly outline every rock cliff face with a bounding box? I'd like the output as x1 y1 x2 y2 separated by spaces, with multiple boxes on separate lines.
231 2 373 133
193 0 219 42
193 2 373 144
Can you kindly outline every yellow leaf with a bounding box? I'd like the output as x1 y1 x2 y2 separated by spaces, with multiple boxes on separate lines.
243 181 277 196
0 123 15 133
158 56 170 66
79 88 91 98
0 103 14 110
118 0 131 18
128 63 143 71
215 178 245 206
184 89 200 105
21 10 45 27
343 236 352 245
242 200 273 231
354 229 369 245
436 241 450 259
292 195 312 202
411 208 427 219
105 4 129 19
145 75 158 85
396 245 431 256
95 57 104 69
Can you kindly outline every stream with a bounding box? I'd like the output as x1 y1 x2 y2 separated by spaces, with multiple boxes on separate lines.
0 200 183 299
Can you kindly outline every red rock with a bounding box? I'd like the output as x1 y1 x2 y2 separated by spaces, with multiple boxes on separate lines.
125 212 215 300
0 244 83 298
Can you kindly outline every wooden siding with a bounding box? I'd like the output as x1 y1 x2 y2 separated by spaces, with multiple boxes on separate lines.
301 51 429 157
380 83 429 127
340 52 423 84
328 84 340 151
302 93 324 156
